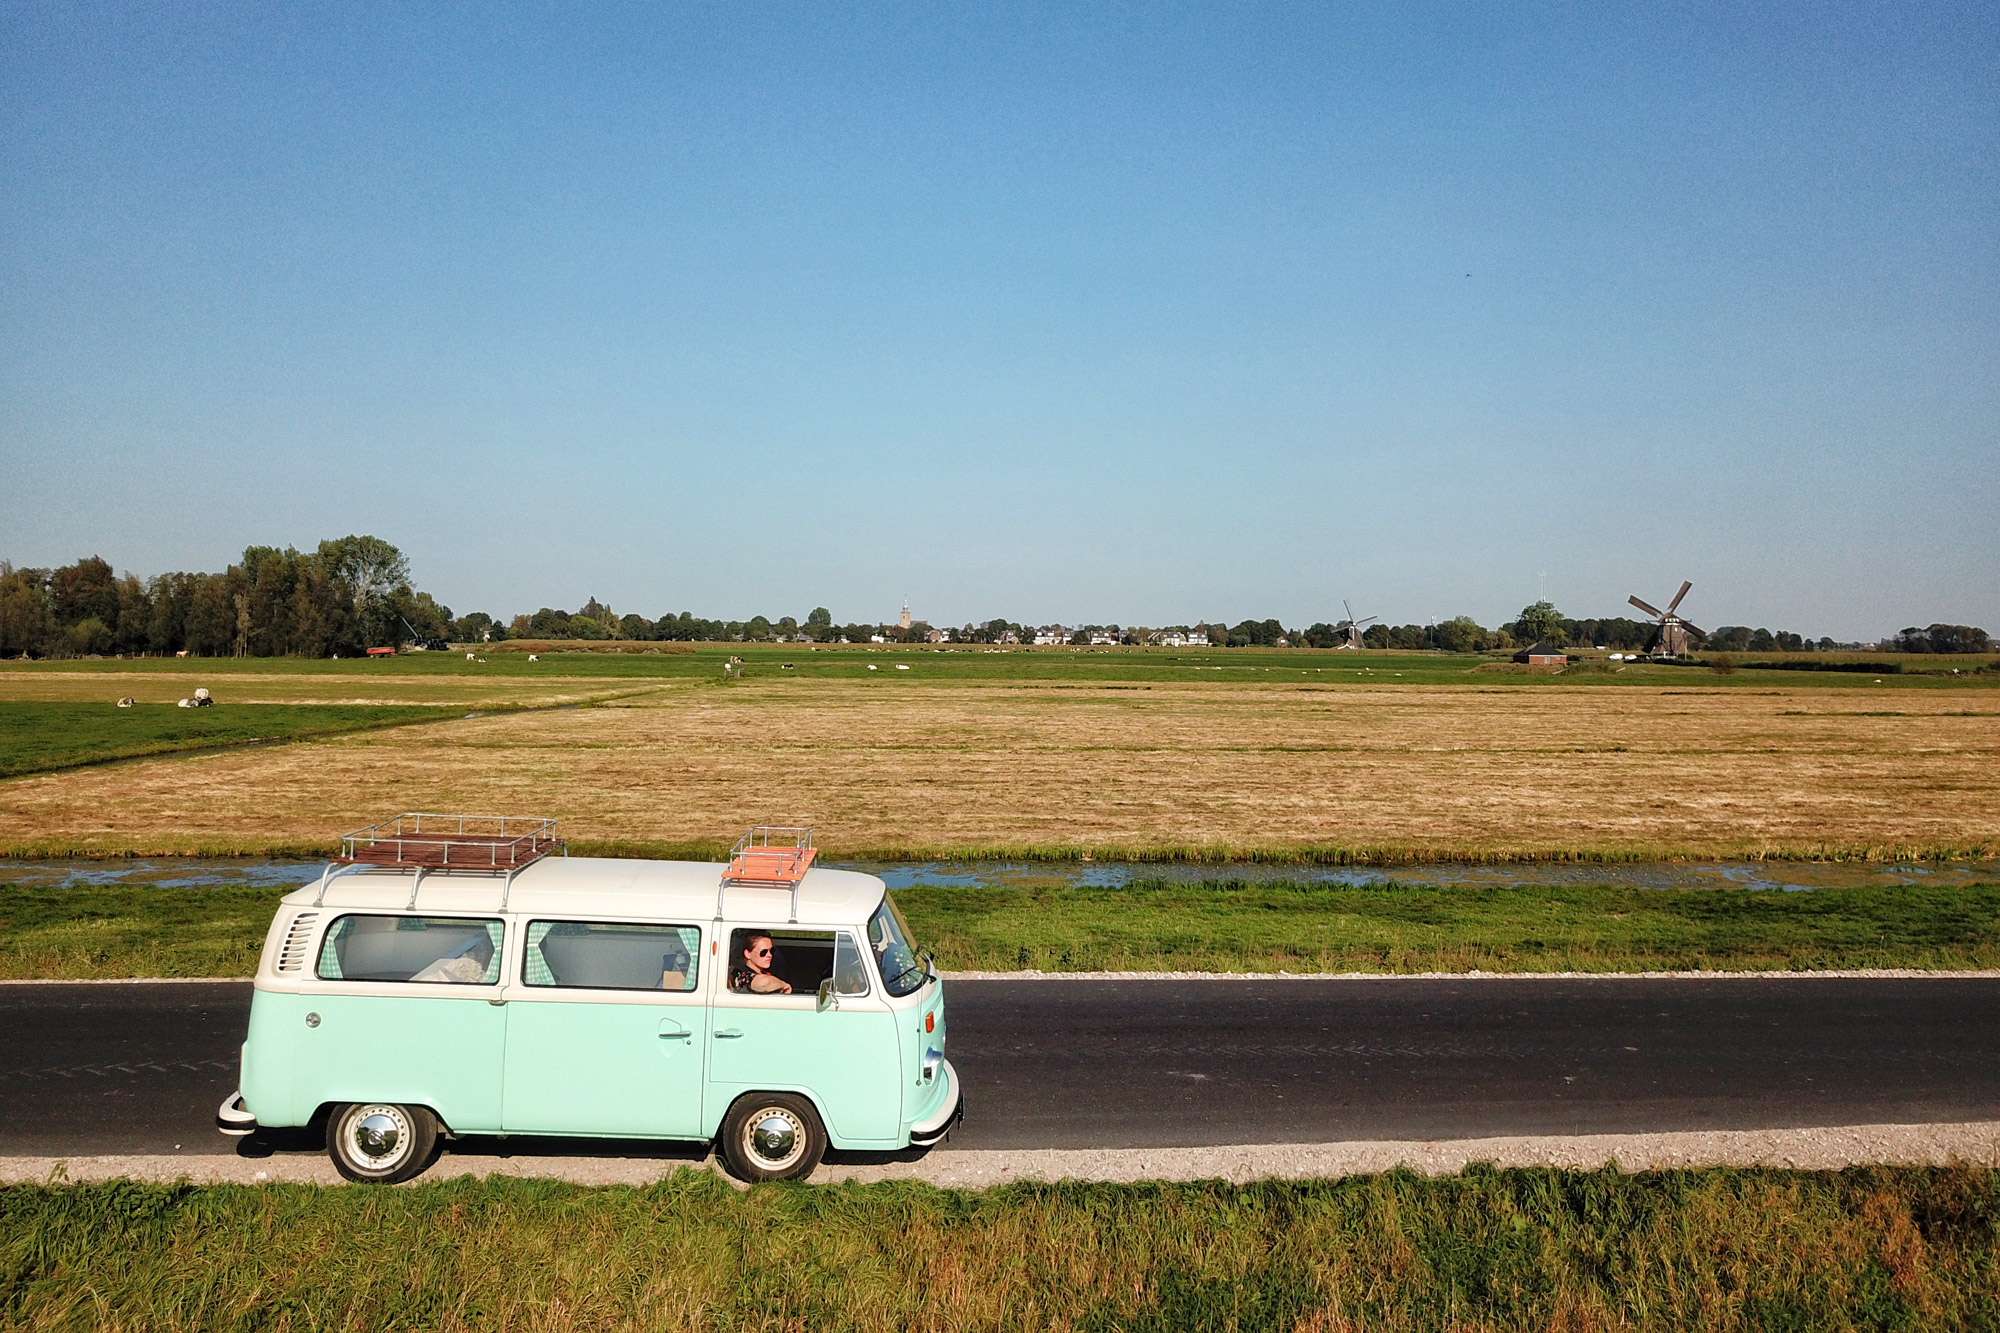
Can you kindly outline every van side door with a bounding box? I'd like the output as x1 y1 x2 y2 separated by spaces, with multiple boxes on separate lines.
300 913 510 1134
707 927 902 1147
499 920 708 1138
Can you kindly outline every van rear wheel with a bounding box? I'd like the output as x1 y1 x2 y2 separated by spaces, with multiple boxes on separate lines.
720 1093 826 1182
326 1102 438 1184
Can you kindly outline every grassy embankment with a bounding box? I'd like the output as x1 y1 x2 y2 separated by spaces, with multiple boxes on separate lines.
3 1169 1996 1330
6 876 1999 980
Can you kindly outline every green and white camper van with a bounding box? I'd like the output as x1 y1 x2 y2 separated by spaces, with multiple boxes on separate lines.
217 818 960 1182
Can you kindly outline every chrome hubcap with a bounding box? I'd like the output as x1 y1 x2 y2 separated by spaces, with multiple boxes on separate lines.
748 1110 802 1166
355 1114 400 1159
347 1105 410 1167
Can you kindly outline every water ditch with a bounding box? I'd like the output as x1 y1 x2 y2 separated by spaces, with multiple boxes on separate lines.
3 855 1996 894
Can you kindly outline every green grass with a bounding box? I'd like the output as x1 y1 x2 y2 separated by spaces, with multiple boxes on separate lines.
5 643 1993 689
3 1168 1995 1330
0 702 448 778
0 879 281 979
7 875 1999 980
905 878 2000 973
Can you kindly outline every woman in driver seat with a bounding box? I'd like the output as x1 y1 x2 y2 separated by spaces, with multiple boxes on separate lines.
728 934 792 993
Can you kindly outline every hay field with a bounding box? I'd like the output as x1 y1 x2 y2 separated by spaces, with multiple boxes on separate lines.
3 678 1997 858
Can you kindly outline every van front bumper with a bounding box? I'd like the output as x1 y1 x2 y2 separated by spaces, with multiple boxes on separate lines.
908 1060 962 1147
216 1091 257 1138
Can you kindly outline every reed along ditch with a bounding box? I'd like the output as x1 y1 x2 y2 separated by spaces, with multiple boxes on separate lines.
2 856 1997 980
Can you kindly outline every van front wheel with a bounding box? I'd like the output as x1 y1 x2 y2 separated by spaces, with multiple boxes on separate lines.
326 1102 438 1183
720 1093 826 1182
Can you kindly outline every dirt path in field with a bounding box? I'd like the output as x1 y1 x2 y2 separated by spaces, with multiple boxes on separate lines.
3 681 1997 857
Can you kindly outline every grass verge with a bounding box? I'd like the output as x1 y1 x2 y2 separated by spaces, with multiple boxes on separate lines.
6 876 1999 980
907 878 2000 973
0 880 277 979
3 1168 1996 1330
0 702 447 779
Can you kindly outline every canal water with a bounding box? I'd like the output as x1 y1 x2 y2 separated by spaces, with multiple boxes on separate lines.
3 855 1996 894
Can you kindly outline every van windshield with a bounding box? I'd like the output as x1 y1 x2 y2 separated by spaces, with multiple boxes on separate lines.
866 897 928 997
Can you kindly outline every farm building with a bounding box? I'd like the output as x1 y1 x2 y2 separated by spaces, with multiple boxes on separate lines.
1513 643 1568 666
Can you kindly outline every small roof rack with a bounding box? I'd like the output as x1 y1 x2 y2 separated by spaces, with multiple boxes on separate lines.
319 814 563 910
717 826 817 923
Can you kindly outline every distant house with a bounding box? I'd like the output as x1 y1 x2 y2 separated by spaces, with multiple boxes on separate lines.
1514 643 1568 666
1152 631 1188 647
999 630 1021 644
1088 630 1119 646
1032 626 1067 645
925 628 948 643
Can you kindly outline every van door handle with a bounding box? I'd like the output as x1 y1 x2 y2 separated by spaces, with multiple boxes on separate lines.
714 1029 744 1039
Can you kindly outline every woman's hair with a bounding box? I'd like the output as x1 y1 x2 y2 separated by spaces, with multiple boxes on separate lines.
742 933 773 957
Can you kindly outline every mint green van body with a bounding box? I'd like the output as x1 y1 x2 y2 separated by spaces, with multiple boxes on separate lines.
221 857 959 1179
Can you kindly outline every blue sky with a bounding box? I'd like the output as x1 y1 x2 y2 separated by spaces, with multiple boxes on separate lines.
3 2 1994 638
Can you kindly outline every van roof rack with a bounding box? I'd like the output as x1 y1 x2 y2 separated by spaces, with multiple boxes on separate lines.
324 814 564 911
337 813 562 870
717 826 817 922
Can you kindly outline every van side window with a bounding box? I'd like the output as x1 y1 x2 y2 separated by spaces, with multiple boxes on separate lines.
317 916 503 985
525 921 700 992
833 933 872 996
728 928 838 997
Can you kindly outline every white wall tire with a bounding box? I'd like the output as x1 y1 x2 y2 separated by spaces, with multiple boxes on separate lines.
326 1102 438 1184
720 1093 827 1182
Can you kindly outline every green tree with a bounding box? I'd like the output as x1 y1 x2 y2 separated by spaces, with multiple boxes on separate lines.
0 564 51 657
317 536 410 648
1433 616 1487 654
50 556 120 630
1514 601 1567 646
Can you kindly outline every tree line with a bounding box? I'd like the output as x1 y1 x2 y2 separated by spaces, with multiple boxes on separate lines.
3 546 1987 659
0 538 451 659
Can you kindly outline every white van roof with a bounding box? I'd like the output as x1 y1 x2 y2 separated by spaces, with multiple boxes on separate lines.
280 855 890 925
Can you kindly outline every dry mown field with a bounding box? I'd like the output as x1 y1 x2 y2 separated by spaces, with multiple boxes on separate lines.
4 679 1997 858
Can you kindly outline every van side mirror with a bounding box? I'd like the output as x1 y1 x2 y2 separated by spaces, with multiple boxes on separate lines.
816 978 838 1012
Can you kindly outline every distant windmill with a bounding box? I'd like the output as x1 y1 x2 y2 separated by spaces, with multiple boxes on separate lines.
1628 581 1705 658
1335 599 1379 650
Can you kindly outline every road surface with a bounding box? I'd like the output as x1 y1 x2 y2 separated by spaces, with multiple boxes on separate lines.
2 977 1995 1158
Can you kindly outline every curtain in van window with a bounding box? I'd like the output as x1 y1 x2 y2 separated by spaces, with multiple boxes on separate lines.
524 921 559 986
318 927 344 979
479 920 505 984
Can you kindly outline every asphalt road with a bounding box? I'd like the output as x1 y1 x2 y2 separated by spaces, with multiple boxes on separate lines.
2 977 1997 1158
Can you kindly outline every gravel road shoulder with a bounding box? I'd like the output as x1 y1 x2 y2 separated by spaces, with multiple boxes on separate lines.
7 1121 1996 1189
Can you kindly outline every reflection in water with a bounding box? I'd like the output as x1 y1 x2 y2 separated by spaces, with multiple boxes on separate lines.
3 855 1997 895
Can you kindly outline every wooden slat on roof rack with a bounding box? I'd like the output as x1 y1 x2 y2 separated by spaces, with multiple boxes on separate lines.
722 826 816 886
338 813 561 870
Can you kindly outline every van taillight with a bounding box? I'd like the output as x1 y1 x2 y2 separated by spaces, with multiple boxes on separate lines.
925 1012 934 1033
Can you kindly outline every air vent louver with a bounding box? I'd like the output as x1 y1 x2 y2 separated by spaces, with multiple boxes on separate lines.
276 912 320 972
